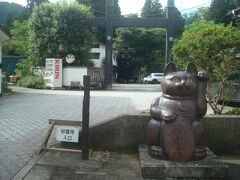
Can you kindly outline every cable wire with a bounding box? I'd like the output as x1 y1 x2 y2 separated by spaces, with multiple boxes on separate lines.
179 2 212 12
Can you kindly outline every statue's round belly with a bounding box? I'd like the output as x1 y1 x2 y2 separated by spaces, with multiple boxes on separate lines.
161 119 195 162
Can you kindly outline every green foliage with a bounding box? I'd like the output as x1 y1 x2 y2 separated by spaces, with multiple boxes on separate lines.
77 0 121 17
11 20 30 57
113 0 121 16
17 75 44 89
2 77 12 95
27 0 49 9
16 58 37 77
3 20 29 57
172 7 185 37
141 0 164 17
10 20 39 76
224 108 240 115
208 0 239 24
29 1 96 66
141 0 152 17
3 86 12 95
114 28 166 80
2 39 18 56
77 0 121 43
184 7 210 24
172 21 240 114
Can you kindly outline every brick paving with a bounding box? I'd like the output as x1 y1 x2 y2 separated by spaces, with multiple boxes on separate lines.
0 85 160 180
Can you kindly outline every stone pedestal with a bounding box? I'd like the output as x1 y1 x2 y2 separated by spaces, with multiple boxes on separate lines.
139 145 228 179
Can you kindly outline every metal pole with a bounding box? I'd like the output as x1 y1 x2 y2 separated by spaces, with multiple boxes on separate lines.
104 0 114 88
82 75 90 160
165 0 175 64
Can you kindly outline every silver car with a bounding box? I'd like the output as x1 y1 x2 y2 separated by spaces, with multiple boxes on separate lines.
143 73 164 84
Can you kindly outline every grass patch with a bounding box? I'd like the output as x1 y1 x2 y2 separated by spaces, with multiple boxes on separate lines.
17 75 45 89
139 110 150 115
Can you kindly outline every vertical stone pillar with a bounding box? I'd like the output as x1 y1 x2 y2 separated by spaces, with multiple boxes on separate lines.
104 0 114 88
165 0 175 64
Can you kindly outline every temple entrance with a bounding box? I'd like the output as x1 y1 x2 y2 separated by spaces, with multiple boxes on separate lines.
89 0 183 88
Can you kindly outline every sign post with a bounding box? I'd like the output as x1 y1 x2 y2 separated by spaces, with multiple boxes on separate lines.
82 75 90 160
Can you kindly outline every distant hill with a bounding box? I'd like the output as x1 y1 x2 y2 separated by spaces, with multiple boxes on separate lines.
0 2 25 24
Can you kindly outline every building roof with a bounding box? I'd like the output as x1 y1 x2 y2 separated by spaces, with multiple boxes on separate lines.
0 26 11 42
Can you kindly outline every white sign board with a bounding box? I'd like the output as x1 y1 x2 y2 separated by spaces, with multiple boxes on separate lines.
56 125 80 143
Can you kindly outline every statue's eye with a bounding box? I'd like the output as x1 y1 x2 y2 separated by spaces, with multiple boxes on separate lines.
187 78 192 82
173 77 180 82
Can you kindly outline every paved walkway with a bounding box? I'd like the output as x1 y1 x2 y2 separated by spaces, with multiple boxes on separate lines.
0 84 161 180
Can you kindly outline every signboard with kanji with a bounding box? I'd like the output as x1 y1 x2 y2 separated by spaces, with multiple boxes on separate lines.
56 125 80 143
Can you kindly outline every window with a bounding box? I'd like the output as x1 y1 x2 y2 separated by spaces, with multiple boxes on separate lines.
91 53 100 59
155 74 163 77
92 43 100 48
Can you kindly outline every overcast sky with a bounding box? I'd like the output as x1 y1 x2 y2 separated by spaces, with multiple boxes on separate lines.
0 0 211 15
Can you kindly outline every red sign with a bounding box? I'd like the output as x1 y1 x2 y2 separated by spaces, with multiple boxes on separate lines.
55 59 60 79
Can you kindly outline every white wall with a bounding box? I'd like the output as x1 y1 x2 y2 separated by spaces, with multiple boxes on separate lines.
90 44 105 68
112 51 118 66
62 67 88 86
90 44 118 68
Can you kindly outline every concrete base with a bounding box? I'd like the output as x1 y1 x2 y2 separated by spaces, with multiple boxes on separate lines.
15 150 145 180
139 145 228 179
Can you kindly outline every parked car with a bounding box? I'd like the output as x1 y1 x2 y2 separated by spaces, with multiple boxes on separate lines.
143 73 164 84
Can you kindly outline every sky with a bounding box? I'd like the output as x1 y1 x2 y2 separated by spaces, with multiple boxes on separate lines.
0 0 211 15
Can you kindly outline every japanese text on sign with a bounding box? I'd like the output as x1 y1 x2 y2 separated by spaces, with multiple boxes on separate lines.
56 126 80 143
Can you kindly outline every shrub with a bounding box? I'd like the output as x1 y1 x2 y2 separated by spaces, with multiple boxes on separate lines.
172 21 240 114
17 75 44 89
224 108 240 115
2 77 12 95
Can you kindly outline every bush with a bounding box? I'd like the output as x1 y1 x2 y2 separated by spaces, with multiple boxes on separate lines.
2 77 12 95
17 75 44 89
224 108 240 115
172 21 240 114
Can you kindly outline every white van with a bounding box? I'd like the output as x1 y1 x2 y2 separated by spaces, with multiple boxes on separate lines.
143 73 164 84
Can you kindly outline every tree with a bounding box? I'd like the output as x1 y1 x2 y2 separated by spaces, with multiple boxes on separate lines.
141 0 164 17
27 0 49 9
186 7 210 24
29 1 96 66
172 7 185 37
77 0 121 17
141 0 153 17
114 28 166 81
113 0 121 16
9 20 39 76
3 20 30 57
77 0 121 43
208 0 237 24
151 0 164 17
172 21 240 114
